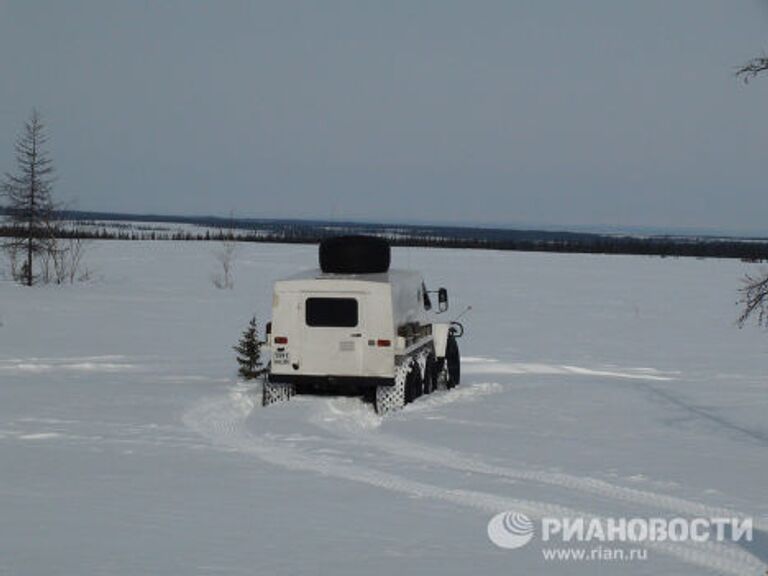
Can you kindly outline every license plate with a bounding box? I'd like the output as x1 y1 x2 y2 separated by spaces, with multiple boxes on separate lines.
273 350 289 365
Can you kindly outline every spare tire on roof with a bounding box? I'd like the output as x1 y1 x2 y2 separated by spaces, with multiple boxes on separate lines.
319 235 391 274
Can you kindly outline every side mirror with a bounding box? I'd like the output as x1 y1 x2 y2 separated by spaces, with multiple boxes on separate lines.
266 321 272 336
437 288 448 313
422 284 432 311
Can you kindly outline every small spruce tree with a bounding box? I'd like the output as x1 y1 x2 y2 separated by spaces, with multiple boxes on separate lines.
234 316 265 380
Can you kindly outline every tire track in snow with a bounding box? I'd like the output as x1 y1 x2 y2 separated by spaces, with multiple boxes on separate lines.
464 358 768 445
183 388 765 576
314 396 768 533
633 380 768 445
462 359 678 381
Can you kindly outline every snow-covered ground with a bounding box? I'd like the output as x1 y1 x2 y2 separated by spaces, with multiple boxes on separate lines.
0 242 766 575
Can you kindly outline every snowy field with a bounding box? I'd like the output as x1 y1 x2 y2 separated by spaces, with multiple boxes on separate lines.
1 241 767 575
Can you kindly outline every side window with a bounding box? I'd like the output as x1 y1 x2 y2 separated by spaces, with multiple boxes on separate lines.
305 297 359 327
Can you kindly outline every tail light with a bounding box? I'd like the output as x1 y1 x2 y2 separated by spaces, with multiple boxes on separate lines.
376 339 391 347
274 336 288 345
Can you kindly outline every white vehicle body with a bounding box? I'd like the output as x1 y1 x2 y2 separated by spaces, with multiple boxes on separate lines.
268 268 451 391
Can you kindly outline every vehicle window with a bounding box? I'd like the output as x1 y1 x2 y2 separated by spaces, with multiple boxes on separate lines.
305 297 358 327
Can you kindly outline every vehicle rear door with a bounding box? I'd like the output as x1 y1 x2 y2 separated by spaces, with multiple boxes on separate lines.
298 292 366 376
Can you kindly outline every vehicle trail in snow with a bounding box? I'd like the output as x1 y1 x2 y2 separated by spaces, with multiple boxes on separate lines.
461 358 678 381
464 357 768 445
183 387 765 576
313 396 768 532
0 356 135 373
632 380 768 445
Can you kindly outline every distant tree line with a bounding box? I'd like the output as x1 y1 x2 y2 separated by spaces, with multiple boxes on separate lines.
2 217 768 261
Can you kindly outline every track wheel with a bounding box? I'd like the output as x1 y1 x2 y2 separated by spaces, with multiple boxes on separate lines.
262 380 295 406
375 361 408 415
423 353 437 394
445 335 460 389
405 359 423 403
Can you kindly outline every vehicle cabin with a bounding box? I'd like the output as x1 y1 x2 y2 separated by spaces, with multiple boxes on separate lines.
269 269 433 390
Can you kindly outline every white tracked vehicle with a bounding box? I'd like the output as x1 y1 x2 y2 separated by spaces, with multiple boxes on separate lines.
263 236 463 414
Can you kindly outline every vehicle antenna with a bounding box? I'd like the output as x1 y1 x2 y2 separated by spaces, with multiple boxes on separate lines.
453 305 472 323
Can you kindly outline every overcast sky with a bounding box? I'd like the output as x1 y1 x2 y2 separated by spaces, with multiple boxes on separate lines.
1 1 767 233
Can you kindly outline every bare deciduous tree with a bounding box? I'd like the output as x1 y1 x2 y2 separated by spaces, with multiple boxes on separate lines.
213 239 237 289
212 216 238 289
66 236 90 283
1 109 56 286
736 54 768 83
737 271 768 328
47 236 91 284
735 51 768 327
